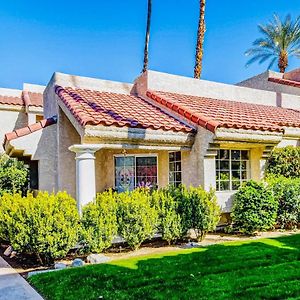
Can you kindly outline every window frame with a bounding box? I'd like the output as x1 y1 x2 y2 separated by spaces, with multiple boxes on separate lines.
215 149 250 192
113 154 159 191
168 151 182 187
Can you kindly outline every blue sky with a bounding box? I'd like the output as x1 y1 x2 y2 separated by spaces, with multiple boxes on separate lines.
0 0 300 89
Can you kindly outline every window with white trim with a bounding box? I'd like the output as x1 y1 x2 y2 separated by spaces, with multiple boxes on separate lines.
216 149 250 191
169 152 182 187
114 155 158 192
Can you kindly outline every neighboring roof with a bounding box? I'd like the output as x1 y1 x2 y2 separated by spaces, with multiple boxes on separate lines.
146 90 300 133
22 91 43 107
268 77 300 88
4 116 57 145
0 94 23 106
55 85 194 133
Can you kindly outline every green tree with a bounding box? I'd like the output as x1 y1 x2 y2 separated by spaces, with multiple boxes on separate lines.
246 14 300 73
0 154 28 195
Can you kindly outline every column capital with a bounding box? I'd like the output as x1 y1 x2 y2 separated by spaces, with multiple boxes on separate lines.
69 144 102 161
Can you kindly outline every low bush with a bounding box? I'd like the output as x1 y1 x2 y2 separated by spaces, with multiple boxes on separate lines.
176 186 220 241
0 154 29 196
267 176 300 229
266 146 300 178
152 189 182 244
117 189 158 250
81 190 118 253
232 180 278 234
0 192 79 264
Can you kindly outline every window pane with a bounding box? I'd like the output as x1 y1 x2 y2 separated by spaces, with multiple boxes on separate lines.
219 160 229 170
175 162 181 172
175 172 182 182
175 152 181 161
169 152 175 162
219 150 229 160
220 181 230 191
220 171 230 181
231 161 241 170
241 171 248 180
169 163 175 172
115 157 135 192
241 161 247 170
232 170 241 181
241 150 249 160
232 180 241 190
231 150 240 160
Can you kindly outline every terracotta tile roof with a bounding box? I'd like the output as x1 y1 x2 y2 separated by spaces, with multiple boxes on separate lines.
268 77 300 88
0 91 43 108
0 95 23 106
146 90 300 133
4 116 57 145
55 86 194 133
22 91 43 107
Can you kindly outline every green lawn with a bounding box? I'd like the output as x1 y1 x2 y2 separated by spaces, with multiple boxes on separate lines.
30 234 300 300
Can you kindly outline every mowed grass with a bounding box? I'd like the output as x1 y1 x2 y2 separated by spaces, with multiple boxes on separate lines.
30 234 300 300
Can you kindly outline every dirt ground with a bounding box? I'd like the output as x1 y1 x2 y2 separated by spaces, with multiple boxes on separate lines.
1 229 300 278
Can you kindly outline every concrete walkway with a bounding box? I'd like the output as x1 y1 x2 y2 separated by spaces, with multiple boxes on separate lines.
0 256 43 300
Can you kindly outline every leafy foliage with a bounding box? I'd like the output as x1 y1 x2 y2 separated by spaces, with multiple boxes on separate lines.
267 176 300 229
151 189 182 244
176 186 220 241
266 146 300 178
245 14 300 72
232 181 278 234
81 190 118 253
117 189 159 250
0 154 29 196
0 192 79 264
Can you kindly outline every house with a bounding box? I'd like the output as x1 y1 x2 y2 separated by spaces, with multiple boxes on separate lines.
3 69 300 215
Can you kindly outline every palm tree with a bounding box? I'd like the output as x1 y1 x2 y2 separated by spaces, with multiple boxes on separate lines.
245 14 300 73
142 0 152 73
194 0 206 79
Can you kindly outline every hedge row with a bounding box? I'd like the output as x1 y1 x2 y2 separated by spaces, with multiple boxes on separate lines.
0 186 221 264
232 177 300 234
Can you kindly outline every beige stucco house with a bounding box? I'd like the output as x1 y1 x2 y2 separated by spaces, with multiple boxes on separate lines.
3 69 300 214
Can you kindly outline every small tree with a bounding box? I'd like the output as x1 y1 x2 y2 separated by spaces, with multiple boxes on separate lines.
81 190 118 253
152 189 182 245
177 186 220 241
232 181 278 235
0 154 28 195
117 189 158 250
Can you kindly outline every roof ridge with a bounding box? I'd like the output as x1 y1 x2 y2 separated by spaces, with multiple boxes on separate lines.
146 90 220 132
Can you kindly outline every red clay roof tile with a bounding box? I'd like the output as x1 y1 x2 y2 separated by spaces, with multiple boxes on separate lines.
268 77 300 88
0 95 23 106
55 86 194 133
22 91 43 107
4 116 57 146
146 90 300 133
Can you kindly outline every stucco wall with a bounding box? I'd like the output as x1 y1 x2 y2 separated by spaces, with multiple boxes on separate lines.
57 107 81 198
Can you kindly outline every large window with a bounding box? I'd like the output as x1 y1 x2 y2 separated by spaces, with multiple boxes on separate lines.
216 149 250 191
114 155 158 192
169 152 182 187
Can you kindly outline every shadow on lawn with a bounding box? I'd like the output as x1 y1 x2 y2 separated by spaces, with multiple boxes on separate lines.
29 234 300 300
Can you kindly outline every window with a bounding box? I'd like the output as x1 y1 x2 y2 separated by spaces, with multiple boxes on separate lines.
216 149 250 191
169 152 182 187
35 115 44 122
114 155 158 192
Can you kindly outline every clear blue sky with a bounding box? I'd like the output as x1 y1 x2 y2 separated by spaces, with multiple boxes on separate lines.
1 0 300 89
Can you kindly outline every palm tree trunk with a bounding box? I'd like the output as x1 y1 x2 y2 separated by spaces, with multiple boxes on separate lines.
278 50 288 73
142 0 152 73
194 0 206 79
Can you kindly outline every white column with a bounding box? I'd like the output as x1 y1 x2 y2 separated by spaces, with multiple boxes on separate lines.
69 145 101 214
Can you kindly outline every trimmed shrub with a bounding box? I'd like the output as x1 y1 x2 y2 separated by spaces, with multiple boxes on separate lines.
267 176 300 229
0 192 79 264
117 189 158 250
81 190 118 253
151 189 182 244
0 154 29 196
266 146 300 178
176 186 220 241
232 180 278 234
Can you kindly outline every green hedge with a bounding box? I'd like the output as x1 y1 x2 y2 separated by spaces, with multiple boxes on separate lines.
0 192 79 264
232 181 278 234
267 176 300 229
266 146 300 178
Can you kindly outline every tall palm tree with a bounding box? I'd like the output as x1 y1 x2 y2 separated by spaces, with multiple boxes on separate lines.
142 0 152 73
194 0 206 79
246 14 300 73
